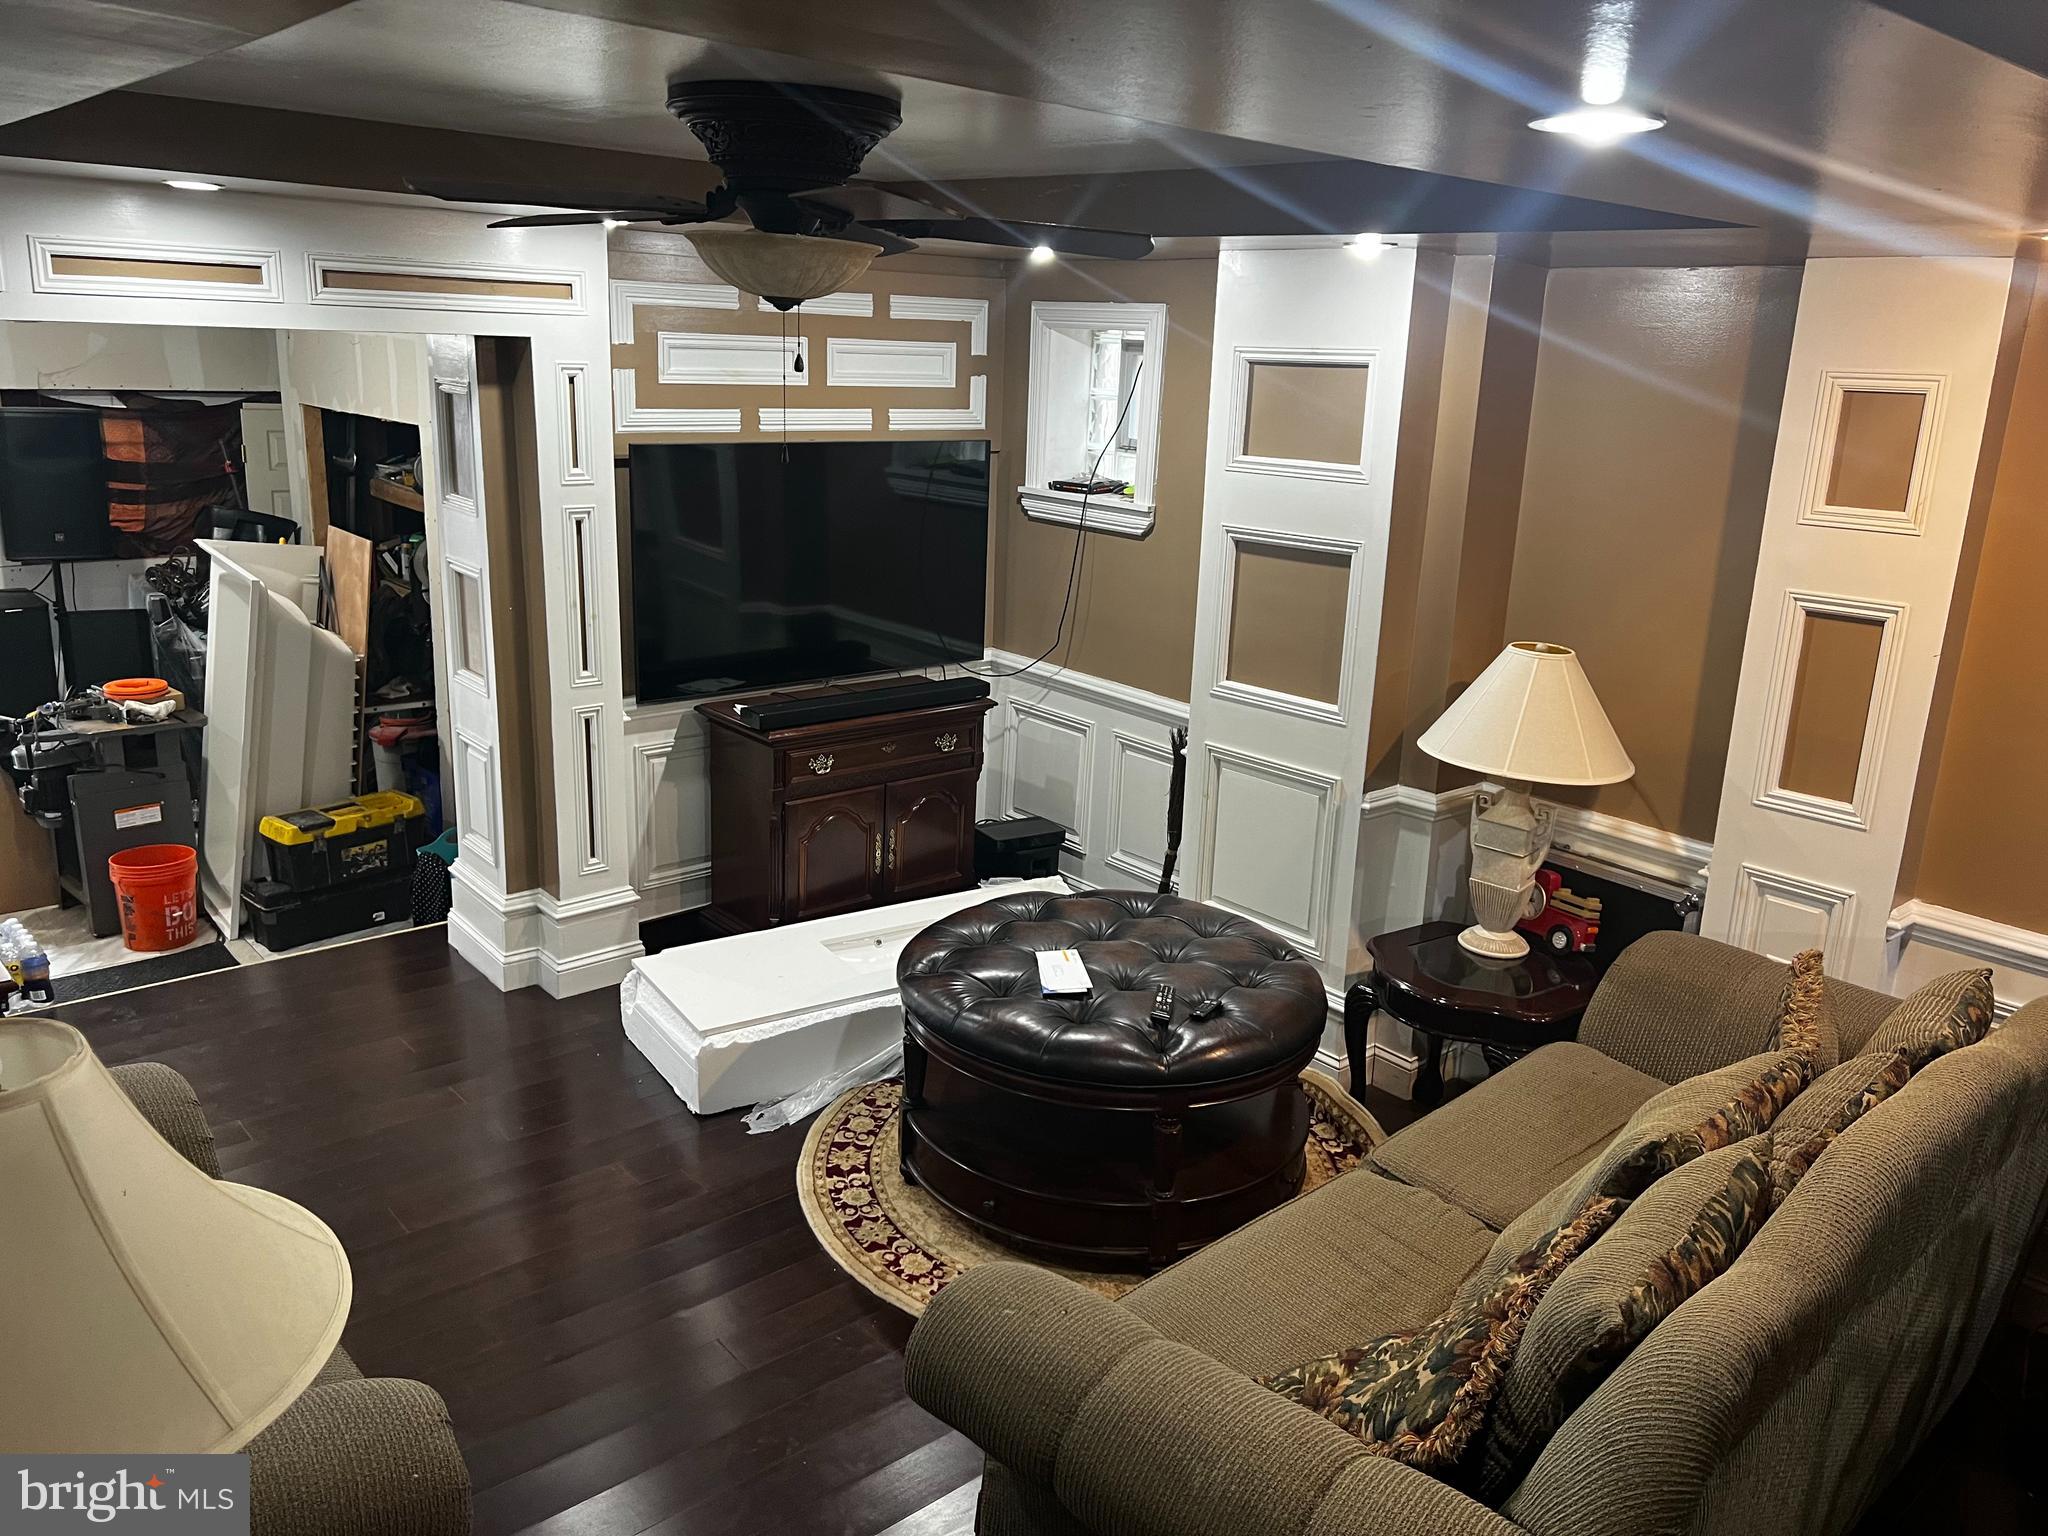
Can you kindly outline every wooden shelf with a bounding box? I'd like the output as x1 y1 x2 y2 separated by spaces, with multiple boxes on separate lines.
368 477 425 513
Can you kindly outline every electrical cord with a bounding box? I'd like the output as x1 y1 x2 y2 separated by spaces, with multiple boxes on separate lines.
963 358 1143 681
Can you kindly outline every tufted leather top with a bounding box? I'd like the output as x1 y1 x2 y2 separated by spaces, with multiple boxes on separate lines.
896 890 1325 1086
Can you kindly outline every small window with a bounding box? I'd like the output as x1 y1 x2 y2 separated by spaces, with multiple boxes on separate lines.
1020 301 1168 537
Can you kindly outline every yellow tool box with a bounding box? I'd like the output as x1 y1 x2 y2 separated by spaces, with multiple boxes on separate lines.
257 791 426 892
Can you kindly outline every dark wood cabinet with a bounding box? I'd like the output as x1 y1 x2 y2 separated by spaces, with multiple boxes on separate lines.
700 687 994 934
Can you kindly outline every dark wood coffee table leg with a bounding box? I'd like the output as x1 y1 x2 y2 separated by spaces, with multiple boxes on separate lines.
1147 1111 1183 1268
900 1034 928 1181
1412 1030 1446 1106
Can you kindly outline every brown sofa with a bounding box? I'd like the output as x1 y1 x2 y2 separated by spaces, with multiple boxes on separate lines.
905 931 2048 1536
110 1062 472 1536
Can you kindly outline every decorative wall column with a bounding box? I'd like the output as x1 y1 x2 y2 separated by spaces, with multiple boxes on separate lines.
1702 255 2026 987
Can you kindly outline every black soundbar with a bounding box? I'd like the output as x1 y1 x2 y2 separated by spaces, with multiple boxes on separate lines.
729 675 991 731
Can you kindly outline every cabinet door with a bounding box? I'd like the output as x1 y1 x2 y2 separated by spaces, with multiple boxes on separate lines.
783 787 884 922
884 771 976 901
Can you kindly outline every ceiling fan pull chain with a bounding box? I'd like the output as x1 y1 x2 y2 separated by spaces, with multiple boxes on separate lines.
793 304 806 374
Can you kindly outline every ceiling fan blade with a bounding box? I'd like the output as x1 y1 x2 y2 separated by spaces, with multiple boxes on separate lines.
407 176 709 220
863 218 1153 260
487 211 637 228
832 221 918 257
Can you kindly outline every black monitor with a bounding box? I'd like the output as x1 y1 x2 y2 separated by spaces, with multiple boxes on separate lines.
0 408 115 561
627 440 990 703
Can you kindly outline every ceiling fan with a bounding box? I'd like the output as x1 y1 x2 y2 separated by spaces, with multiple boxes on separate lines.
408 80 1154 308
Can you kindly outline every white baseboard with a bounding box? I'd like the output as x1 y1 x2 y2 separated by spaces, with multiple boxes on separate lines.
446 865 645 997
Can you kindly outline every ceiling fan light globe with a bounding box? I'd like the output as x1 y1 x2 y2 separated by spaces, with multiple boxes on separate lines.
685 226 883 306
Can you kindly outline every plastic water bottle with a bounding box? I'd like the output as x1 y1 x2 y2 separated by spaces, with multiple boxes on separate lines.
19 938 52 1005
0 938 21 990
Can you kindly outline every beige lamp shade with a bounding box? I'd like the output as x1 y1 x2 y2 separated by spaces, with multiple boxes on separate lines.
685 226 884 311
1417 641 1635 786
0 1020 350 1453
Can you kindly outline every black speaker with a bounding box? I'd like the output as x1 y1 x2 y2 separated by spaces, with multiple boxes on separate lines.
0 589 60 715
0 407 115 562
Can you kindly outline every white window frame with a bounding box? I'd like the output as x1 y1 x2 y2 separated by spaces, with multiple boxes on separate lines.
1019 300 1168 538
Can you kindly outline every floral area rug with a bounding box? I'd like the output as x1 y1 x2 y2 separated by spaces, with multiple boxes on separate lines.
797 1067 1387 1316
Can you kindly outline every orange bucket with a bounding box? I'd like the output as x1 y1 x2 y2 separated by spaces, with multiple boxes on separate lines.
108 844 201 952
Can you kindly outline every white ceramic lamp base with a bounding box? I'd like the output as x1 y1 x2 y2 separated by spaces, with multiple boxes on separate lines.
1457 782 1552 961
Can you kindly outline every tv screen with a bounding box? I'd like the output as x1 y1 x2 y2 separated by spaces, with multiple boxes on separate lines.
629 440 990 703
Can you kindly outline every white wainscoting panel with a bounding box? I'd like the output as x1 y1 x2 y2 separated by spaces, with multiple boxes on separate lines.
981 652 1189 894
657 330 806 386
827 336 957 389
1887 901 2048 1020
1728 863 1856 962
1201 745 1337 958
626 704 713 920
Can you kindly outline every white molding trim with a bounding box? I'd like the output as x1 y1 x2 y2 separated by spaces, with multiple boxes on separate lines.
760 291 872 317
1886 900 2048 1019
982 650 1190 727
1224 345 1378 483
1016 486 1154 538
1799 370 1948 536
613 369 741 434
888 374 987 432
564 505 601 686
28 234 283 302
572 703 610 877
1359 782 1479 822
1729 862 1857 959
1024 300 1167 510
1751 589 1908 833
889 294 989 354
555 362 594 484
610 277 739 343
1005 697 1096 857
1547 802 1712 892
306 252 584 312
826 335 956 389
1197 742 1338 960
657 330 806 386
757 406 873 431
1104 730 1175 886
1208 523 1365 727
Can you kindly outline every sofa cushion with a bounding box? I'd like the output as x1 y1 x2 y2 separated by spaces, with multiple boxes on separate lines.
1476 1137 1773 1497
1862 968 1995 1067
1367 1043 1666 1230
1127 1167 1498 1377
1261 1193 1628 1477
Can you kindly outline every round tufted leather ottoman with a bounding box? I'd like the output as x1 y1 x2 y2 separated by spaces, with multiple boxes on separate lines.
895 889 1326 1268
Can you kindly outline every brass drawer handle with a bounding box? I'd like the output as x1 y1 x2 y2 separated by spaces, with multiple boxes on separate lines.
935 732 959 753
807 753 834 775
873 833 882 874
879 742 898 754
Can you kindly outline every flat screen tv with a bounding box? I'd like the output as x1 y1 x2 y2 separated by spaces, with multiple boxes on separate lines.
628 439 990 703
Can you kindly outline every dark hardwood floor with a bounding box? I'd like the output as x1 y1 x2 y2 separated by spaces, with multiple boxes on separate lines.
46 932 2042 1535
56 927 975 1536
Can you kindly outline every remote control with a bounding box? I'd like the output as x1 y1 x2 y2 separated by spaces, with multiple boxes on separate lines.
1150 983 1175 1025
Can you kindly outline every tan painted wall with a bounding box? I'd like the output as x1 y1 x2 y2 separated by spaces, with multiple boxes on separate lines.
991 257 1217 700
1904 269 2048 931
1503 265 1801 839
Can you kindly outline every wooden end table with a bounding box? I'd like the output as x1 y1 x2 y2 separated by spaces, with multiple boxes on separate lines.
1345 920 1596 1105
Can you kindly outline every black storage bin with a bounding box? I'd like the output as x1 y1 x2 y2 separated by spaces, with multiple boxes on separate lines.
242 872 411 951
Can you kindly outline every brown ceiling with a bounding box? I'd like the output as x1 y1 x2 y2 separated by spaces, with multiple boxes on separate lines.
3 0 2045 246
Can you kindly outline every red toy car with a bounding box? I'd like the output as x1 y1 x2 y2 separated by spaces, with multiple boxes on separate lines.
1518 867 1602 954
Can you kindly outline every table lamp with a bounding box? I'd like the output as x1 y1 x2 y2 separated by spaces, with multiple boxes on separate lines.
0 1018 350 1452
1416 642 1634 958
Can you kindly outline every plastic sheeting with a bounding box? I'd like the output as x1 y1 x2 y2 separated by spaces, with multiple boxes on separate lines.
743 1036 903 1134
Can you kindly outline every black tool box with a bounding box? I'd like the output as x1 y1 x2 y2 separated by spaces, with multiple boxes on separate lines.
257 791 425 892
241 872 411 952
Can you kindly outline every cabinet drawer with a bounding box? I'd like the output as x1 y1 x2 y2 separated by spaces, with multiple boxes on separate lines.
786 720 978 784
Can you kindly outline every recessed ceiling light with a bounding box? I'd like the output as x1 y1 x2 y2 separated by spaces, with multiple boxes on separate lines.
601 218 627 230
1028 243 1056 264
1347 233 1387 260
1527 106 1666 144
163 178 223 192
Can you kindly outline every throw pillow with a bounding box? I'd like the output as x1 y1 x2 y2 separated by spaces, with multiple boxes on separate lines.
1862 968 1995 1068
1477 1138 1775 1497
1261 1195 1629 1477
1772 949 1838 1072
1766 1051 1912 1209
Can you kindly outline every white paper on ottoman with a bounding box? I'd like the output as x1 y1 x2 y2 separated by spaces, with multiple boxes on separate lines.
621 879 1071 1115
